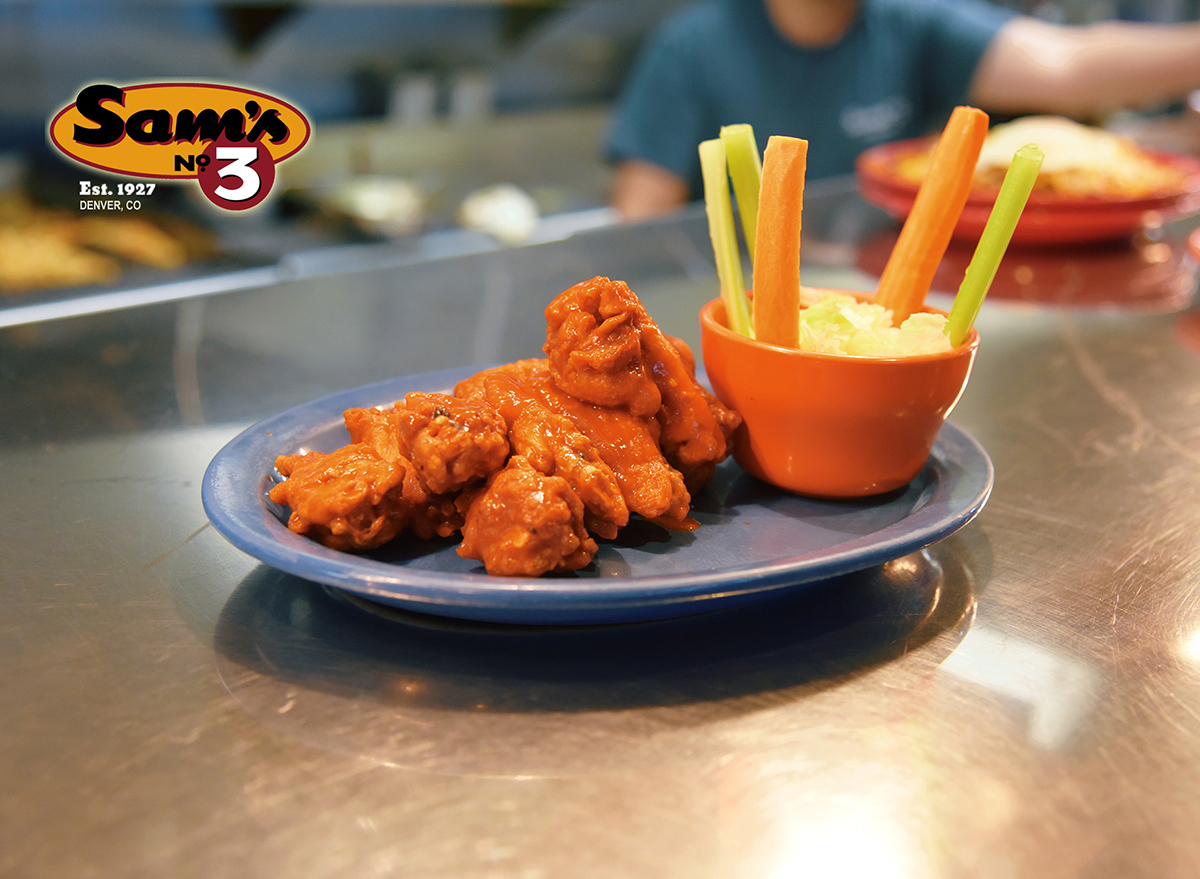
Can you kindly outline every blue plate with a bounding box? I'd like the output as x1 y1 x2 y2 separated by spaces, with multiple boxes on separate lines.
203 366 994 625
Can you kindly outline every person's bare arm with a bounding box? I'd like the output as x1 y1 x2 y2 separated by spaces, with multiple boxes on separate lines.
970 17 1200 119
610 159 690 222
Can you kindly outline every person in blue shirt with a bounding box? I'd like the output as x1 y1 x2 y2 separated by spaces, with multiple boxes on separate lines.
607 0 1200 219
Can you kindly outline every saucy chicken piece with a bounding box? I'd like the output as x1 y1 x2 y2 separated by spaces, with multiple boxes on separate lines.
406 485 467 541
638 313 735 487
269 444 412 552
266 274 743 577
525 366 692 524
395 391 510 494
545 276 741 490
453 358 545 404
481 370 629 540
344 405 407 461
544 276 662 417
463 360 691 523
341 394 510 540
458 455 597 576
655 334 743 489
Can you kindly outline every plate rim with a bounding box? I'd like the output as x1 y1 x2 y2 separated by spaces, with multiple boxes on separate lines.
202 366 995 623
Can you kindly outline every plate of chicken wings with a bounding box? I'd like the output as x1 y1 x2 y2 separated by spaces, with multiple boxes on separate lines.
203 276 993 625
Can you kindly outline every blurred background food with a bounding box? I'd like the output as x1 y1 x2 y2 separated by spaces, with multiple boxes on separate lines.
0 0 1197 302
888 115 1196 198
0 4 644 258
0 190 215 295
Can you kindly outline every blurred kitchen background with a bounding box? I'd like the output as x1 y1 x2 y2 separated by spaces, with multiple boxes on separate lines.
0 1 701 252
0 0 1198 317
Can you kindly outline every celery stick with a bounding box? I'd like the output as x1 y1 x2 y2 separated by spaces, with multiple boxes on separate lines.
720 124 762 264
700 137 752 336
946 143 1045 346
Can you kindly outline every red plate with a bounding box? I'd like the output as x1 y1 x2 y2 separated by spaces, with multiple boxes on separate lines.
857 137 1200 245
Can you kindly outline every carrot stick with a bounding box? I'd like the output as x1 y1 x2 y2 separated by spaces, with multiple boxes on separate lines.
752 135 808 348
874 106 989 324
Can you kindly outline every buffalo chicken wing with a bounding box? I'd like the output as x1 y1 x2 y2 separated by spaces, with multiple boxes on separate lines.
268 276 742 576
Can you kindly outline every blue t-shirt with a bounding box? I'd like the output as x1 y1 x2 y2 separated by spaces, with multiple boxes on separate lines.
606 0 1015 196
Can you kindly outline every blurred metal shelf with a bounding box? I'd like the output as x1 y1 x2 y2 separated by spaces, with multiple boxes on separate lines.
0 204 619 330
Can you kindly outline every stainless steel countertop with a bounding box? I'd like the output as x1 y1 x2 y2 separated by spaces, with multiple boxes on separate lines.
5 181 1200 878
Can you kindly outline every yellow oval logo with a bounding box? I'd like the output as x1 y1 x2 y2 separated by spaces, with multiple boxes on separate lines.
49 82 310 180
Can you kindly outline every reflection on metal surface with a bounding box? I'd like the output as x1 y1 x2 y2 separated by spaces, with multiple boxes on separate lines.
15 182 1200 877
1173 308 1200 359
212 540 978 777
470 255 515 365
0 265 281 330
940 625 1102 750
1179 626 1200 664
857 229 1198 312
173 298 206 426
763 802 912 879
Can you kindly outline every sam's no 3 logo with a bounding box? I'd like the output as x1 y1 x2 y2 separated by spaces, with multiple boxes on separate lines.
49 82 311 211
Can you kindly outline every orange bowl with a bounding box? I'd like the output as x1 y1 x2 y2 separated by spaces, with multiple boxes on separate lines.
700 292 979 498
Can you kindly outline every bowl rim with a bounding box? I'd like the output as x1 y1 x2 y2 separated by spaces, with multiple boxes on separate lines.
699 293 980 364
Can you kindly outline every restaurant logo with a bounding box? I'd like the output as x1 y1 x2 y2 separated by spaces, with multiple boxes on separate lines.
48 82 311 211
